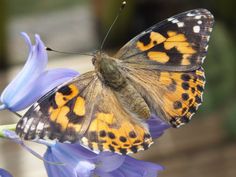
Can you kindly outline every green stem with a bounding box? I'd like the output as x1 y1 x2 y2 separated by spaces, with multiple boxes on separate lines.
0 124 16 138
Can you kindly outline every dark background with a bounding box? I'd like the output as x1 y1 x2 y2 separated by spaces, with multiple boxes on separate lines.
0 0 236 177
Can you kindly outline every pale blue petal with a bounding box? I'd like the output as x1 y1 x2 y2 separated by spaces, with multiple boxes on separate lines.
11 69 78 111
1 33 47 109
75 161 95 177
44 148 75 177
0 169 13 177
44 144 96 177
44 141 164 177
95 152 125 173
2 130 62 165
0 104 6 111
56 143 97 160
147 115 170 139
107 156 163 177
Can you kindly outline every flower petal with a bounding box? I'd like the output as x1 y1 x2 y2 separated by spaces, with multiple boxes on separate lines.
2 130 59 165
0 104 6 111
0 169 13 177
147 115 170 139
75 160 95 177
11 68 79 111
95 152 125 173
44 148 75 177
1 33 47 110
44 144 96 177
56 143 97 159
116 156 163 177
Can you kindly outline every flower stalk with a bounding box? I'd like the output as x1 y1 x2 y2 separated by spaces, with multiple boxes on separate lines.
0 124 16 138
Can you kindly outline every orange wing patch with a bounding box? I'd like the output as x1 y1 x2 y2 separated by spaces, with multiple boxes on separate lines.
148 51 169 63
73 97 86 116
137 32 166 51
54 84 79 107
81 112 153 155
160 67 205 127
136 31 196 65
47 84 87 138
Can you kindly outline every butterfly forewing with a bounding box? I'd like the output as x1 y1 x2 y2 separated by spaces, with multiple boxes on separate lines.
116 9 214 71
16 71 98 142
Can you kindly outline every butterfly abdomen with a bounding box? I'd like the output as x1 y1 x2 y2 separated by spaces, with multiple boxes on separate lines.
116 84 151 119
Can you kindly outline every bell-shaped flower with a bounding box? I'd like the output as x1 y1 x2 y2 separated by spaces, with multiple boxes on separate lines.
44 142 164 177
1 129 164 177
0 32 79 111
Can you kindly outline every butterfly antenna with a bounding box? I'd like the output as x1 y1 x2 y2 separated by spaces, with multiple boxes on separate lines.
100 1 127 51
12 111 22 118
46 47 95 57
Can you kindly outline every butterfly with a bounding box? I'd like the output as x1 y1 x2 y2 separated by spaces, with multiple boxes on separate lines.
16 9 214 155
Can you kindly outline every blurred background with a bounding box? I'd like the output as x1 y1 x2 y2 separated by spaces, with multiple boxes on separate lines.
0 0 236 177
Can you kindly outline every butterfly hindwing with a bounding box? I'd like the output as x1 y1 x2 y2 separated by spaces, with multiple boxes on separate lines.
116 9 214 71
122 65 205 127
81 84 152 155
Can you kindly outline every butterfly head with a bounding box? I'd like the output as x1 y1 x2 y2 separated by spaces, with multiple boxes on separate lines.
92 52 115 71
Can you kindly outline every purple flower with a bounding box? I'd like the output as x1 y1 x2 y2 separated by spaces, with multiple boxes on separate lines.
44 143 164 177
1 129 164 177
148 115 171 139
0 168 13 177
0 32 79 111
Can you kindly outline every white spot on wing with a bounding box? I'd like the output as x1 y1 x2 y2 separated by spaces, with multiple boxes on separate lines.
23 118 33 133
193 25 200 33
197 20 202 24
187 12 195 17
30 124 36 131
81 137 89 146
20 117 28 129
167 17 174 21
36 121 44 134
172 19 179 23
202 56 206 63
195 15 202 19
177 22 184 27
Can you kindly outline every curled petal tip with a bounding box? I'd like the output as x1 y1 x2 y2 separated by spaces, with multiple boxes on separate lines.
35 33 40 39
35 34 44 47
20 32 32 50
